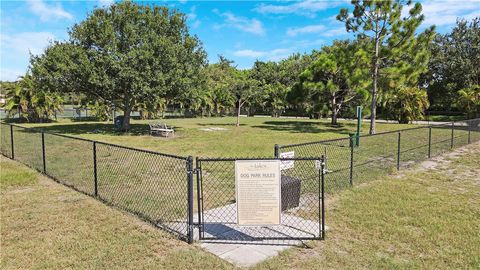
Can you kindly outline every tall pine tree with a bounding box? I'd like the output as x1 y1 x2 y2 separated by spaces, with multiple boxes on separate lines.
337 0 434 134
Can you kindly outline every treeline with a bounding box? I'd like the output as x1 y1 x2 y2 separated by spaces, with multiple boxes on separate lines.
1 1 479 133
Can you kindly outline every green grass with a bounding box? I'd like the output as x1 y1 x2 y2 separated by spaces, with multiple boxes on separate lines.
0 159 37 188
2 141 479 269
253 143 480 269
16 117 418 157
0 156 232 270
1 118 478 224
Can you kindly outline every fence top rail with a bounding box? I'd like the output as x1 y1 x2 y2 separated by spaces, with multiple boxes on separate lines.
277 118 480 149
2 123 188 160
197 156 324 162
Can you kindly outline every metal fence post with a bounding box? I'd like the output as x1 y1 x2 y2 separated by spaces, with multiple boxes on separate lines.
397 132 401 170
468 122 471 144
274 144 280 158
195 158 202 230
428 126 432 159
93 141 98 196
450 122 454 149
41 132 46 173
10 125 14 159
320 155 325 240
349 136 354 186
187 156 194 244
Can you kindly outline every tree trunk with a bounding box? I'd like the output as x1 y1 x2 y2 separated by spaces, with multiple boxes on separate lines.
331 95 338 125
121 106 131 131
236 99 241 127
369 36 380 135
331 109 338 125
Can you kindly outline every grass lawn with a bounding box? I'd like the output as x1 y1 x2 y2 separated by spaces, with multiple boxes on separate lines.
15 117 419 157
1 142 479 269
0 156 230 270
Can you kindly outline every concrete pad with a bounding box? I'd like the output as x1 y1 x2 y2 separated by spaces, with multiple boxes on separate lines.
195 202 328 267
219 245 270 267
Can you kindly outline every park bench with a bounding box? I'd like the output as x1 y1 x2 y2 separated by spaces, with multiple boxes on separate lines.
149 122 175 137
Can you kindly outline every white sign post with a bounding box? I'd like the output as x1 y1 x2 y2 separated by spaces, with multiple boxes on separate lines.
279 151 295 170
235 160 281 225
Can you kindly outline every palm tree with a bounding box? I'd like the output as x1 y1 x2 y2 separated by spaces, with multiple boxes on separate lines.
385 86 429 124
3 73 63 122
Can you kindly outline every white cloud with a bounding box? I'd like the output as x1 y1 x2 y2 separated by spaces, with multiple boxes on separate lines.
420 0 480 27
187 6 201 29
28 0 73 21
215 11 265 35
187 6 197 20
192 20 201 29
321 27 348 37
233 49 266 58
287 24 325 36
254 0 340 18
98 0 114 7
233 48 292 61
1 32 55 56
0 68 25 82
0 32 55 81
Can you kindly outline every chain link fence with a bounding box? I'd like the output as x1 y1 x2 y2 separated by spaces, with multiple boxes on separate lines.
197 157 325 242
277 118 480 193
1 118 479 243
0 123 194 242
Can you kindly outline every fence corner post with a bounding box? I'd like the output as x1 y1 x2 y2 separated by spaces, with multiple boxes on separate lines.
187 156 194 244
428 126 432 159
349 135 354 186
10 124 14 160
274 144 280 158
320 155 325 240
467 121 471 144
93 141 98 197
41 132 46 173
450 121 454 149
397 132 401 170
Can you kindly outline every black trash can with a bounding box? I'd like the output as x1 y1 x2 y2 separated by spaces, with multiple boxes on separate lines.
114 115 124 130
281 175 301 211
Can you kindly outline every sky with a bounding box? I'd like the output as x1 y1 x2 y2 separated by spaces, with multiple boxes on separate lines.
1 0 479 81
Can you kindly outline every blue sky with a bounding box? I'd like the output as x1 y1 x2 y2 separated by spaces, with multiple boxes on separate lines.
1 0 479 81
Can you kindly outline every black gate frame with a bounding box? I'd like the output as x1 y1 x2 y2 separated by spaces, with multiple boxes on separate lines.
196 156 326 242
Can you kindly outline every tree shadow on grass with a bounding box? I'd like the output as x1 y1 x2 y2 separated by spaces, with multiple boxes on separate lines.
31 122 183 136
252 120 355 135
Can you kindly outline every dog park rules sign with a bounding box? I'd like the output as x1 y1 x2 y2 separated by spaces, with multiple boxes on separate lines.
235 160 281 226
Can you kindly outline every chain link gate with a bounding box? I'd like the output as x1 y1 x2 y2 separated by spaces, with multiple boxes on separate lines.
195 157 325 242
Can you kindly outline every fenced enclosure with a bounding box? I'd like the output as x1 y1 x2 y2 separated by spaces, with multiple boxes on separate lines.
0 123 194 242
276 118 480 193
1 118 479 243
196 157 325 242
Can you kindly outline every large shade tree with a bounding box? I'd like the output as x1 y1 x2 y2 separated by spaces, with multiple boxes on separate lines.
337 0 434 134
34 2 206 130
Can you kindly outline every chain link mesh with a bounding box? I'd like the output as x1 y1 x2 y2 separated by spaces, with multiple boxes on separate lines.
44 133 94 195
96 143 189 237
278 118 480 194
0 123 12 158
1 118 479 243
0 123 191 240
11 125 43 171
197 158 323 242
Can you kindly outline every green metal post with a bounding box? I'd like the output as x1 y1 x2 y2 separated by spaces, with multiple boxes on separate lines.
356 106 362 147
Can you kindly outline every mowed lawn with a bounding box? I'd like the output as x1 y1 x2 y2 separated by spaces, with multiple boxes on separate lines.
19 117 416 157
1 142 479 269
